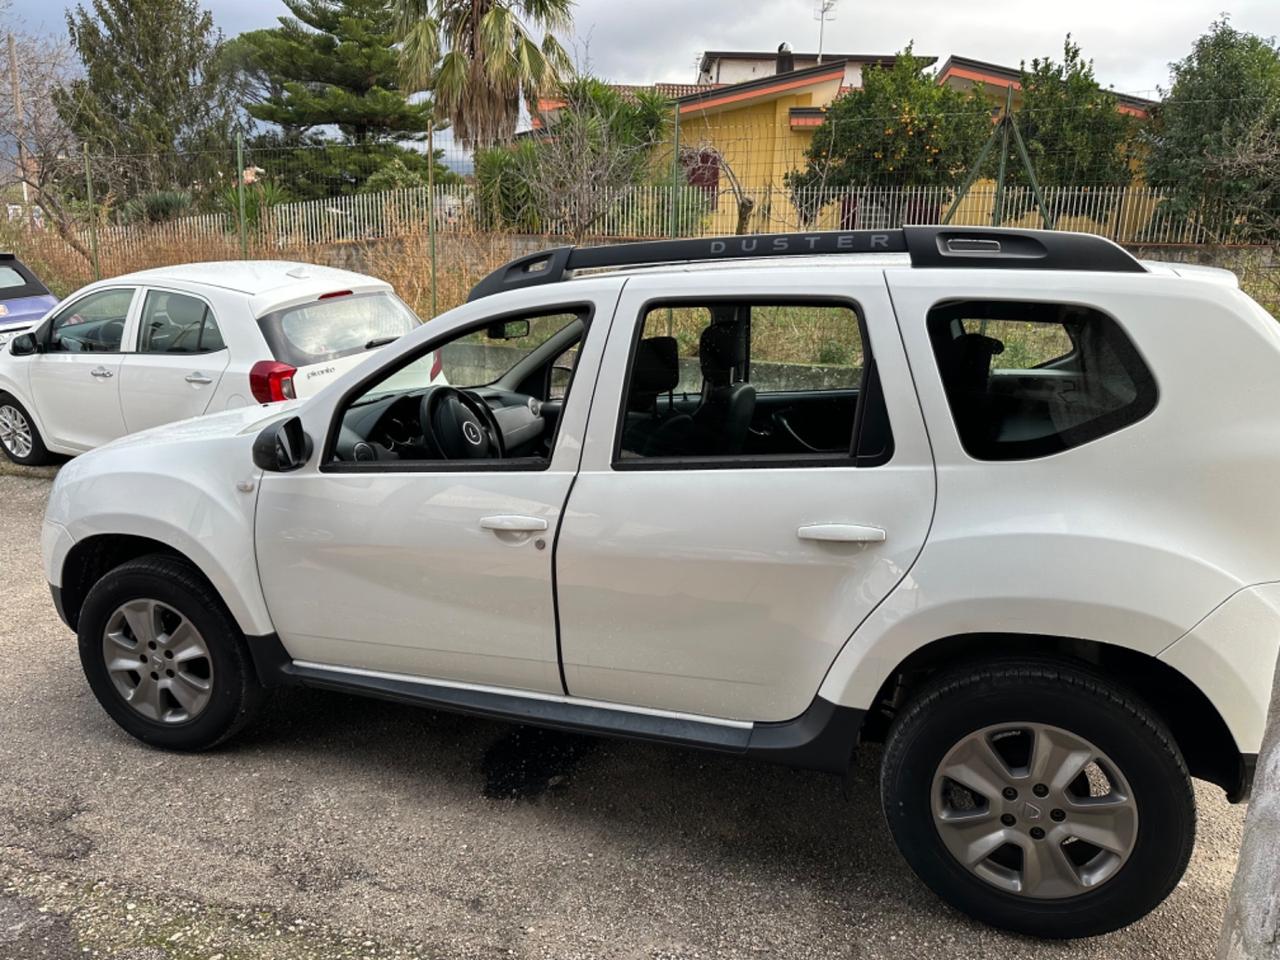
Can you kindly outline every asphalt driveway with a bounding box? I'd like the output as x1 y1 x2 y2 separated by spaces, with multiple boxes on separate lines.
0 470 1246 959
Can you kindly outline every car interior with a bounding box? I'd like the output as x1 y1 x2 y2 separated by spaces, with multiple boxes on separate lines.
619 302 875 462
331 312 586 465
139 292 224 354
48 291 135 353
927 300 1156 460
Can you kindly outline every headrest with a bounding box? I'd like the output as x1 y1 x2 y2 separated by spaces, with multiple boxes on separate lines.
166 296 207 327
631 336 679 396
941 333 1004 392
699 323 745 382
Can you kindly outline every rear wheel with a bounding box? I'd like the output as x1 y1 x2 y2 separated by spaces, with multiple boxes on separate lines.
77 555 265 750
880 659 1195 938
0 394 50 465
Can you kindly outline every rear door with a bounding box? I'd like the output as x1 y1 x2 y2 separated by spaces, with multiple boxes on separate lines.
26 287 136 450
119 288 231 433
554 269 936 722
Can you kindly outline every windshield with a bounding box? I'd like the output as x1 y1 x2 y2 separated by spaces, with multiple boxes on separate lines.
258 291 421 367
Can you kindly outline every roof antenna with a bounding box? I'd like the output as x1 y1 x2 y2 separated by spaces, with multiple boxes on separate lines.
814 0 838 64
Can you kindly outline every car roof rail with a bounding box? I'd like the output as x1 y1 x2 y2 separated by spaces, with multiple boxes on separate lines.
466 225 1146 302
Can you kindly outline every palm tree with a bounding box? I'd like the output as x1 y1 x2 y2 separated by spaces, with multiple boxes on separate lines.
395 0 573 147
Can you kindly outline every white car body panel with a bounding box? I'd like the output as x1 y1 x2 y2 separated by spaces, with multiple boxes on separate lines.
250 278 624 691
1159 582 1280 754
555 268 936 722
815 270 1280 743
44 402 299 636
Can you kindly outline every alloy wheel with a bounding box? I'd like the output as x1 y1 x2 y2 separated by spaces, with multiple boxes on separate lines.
0 404 33 459
101 599 214 724
931 722 1138 899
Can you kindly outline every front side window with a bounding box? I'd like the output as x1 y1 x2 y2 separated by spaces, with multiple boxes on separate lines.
928 300 1157 461
258 292 422 367
138 291 225 353
617 299 890 466
48 288 134 353
329 309 587 469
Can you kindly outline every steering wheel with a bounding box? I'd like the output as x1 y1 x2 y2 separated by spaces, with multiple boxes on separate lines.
419 386 506 460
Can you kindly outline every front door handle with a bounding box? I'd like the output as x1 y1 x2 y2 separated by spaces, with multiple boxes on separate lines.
480 515 548 533
90 366 113 379
797 523 886 543
185 372 214 385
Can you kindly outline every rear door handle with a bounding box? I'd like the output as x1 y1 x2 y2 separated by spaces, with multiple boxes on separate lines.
90 366 113 379
480 515 548 533
797 523 886 543
185 372 214 385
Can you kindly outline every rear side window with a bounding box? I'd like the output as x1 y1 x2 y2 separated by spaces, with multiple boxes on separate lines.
258 292 421 367
138 291 225 353
928 300 1156 461
0 258 50 298
616 299 891 467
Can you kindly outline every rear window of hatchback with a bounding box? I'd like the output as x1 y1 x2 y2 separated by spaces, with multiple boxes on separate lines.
258 291 422 367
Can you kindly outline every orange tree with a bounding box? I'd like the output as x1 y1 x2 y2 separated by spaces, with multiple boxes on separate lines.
784 47 990 223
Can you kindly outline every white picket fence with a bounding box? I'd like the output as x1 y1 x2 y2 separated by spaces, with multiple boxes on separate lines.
59 181 1264 253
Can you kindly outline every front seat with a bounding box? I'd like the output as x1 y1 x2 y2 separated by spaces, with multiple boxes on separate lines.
621 336 694 457
691 323 756 456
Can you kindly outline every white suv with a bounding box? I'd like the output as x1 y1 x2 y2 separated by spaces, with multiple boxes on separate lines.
0 261 435 464
41 228 1280 939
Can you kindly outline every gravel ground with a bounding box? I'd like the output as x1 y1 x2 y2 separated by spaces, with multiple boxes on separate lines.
0 470 1246 959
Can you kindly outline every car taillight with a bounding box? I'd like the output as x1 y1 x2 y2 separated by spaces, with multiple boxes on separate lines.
249 360 297 403
430 350 442 381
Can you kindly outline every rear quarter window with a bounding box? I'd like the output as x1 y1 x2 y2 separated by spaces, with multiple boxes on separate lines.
258 292 421 367
928 300 1157 461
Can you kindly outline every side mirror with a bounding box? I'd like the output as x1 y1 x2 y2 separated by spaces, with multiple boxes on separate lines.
252 416 313 472
486 319 530 341
10 333 39 356
549 364 573 400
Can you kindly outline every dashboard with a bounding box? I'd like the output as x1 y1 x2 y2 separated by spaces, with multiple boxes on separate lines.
333 386 552 463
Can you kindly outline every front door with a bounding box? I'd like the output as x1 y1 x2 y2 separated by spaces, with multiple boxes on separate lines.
27 287 136 451
254 291 618 694
555 272 937 723
120 288 231 433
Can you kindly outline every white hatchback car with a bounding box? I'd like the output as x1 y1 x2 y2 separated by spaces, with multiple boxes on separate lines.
0 261 434 464
41 228 1280 939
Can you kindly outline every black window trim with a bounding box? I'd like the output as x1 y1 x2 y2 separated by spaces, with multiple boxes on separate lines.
41 285 139 356
135 286 228 357
610 294 894 472
320 302 595 475
927 296 1160 463
0 256 52 300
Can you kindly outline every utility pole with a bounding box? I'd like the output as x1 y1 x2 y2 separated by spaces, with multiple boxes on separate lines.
814 0 838 64
7 33 31 217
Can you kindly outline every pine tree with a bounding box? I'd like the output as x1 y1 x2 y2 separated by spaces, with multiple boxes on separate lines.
53 0 240 190
230 0 433 144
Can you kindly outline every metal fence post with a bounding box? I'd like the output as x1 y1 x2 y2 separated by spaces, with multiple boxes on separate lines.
82 144 100 280
236 132 249 258
669 104 681 238
428 120 438 318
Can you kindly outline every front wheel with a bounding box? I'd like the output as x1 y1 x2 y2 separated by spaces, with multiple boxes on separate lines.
77 555 266 751
0 394 50 465
880 659 1195 938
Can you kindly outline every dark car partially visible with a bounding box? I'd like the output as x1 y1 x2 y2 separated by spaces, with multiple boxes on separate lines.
0 254 57 347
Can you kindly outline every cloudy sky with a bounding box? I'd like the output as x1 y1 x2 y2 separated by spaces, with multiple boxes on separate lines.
6 0 1280 98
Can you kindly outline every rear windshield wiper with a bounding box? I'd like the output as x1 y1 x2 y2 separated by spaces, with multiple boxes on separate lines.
365 336 400 349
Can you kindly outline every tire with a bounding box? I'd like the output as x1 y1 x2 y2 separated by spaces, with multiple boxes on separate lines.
0 393 51 465
880 658 1195 939
77 554 266 751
